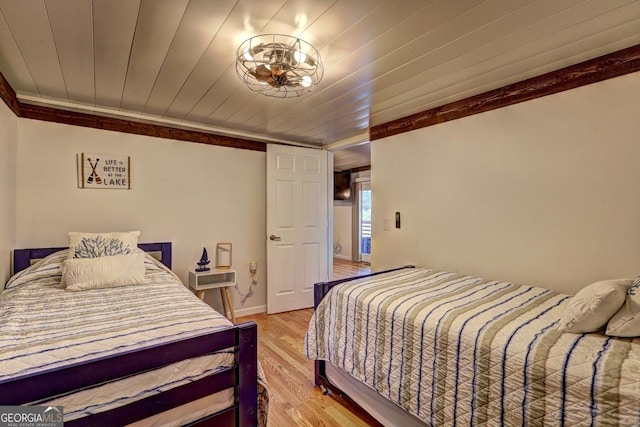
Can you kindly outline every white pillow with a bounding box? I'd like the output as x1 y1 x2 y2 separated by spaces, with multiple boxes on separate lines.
606 277 640 337
68 231 140 259
63 252 146 291
557 279 631 333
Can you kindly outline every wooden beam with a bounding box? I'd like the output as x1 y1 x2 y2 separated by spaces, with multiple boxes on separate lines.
0 70 266 152
20 103 266 152
0 71 21 116
350 165 370 173
370 43 640 141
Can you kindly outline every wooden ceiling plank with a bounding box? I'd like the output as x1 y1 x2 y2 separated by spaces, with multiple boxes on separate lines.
372 33 640 127
309 0 624 137
370 15 640 125
119 0 190 112
143 0 237 117
292 21 640 140
332 146 371 171
165 0 287 120
285 107 371 143
368 0 637 116
369 43 640 140
297 0 388 48
93 0 140 109
45 0 94 105
276 90 373 135
275 0 578 136
182 0 338 124
260 0 629 139
365 0 583 109
243 87 369 142
222 0 426 137
300 0 435 59
246 0 485 134
0 9 36 96
331 125 373 144
0 0 67 100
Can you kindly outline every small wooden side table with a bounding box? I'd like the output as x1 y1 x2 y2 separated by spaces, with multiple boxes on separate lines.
188 269 236 323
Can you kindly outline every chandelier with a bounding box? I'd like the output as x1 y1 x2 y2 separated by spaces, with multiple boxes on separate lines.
235 34 324 98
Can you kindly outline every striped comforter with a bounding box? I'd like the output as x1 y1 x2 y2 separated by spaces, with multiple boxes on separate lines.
305 268 640 426
0 250 266 424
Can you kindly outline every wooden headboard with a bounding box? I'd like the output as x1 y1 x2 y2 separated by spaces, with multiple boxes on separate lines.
13 242 172 274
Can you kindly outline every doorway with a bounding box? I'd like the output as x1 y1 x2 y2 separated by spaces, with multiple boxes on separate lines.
355 178 371 263
351 176 371 263
266 144 329 314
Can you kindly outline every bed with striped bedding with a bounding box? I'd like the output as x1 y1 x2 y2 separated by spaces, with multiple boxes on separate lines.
1 248 267 426
305 267 640 425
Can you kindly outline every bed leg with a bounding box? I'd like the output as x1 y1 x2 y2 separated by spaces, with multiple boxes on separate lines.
314 360 323 386
320 384 330 395
237 322 258 427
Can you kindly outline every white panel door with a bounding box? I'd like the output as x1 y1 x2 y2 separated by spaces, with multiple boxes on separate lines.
267 144 329 314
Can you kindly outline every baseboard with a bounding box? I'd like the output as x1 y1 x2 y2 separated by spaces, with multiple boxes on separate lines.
235 304 266 318
333 254 351 261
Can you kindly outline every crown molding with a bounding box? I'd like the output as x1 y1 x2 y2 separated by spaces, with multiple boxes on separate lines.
0 72 266 152
370 43 640 141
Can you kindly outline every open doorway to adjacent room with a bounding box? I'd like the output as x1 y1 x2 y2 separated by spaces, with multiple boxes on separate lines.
355 178 371 263
331 170 371 276
331 143 371 277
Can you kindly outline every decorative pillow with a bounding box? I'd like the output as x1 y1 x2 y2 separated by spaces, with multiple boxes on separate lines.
68 231 140 259
62 252 146 291
606 277 640 337
557 279 631 333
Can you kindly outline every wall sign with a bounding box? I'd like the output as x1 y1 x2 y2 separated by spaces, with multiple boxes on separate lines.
78 153 131 189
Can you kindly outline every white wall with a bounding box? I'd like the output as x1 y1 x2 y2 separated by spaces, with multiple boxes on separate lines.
372 71 640 295
16 119 266 315
333 202 352 260
0 101 17 284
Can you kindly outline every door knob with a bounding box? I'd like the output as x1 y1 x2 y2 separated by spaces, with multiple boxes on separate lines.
269 234 281 241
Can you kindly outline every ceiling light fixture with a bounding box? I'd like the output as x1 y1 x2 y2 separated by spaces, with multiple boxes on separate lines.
236 34 324 98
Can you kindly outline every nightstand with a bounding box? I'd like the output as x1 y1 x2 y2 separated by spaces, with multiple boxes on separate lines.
188 269 236 323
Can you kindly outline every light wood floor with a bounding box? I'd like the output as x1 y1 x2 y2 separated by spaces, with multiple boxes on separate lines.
332 258 371 280
236 258 376 427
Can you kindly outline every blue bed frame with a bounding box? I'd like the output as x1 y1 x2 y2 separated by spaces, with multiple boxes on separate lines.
2 242 259 427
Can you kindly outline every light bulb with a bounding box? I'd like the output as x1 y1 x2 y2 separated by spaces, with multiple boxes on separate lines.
294 50 307 64
243 48 253 61
301 76 312 88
